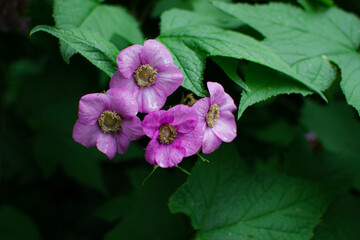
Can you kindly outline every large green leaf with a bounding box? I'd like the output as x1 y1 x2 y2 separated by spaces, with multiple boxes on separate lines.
312 194 360 240
31 25 118 77
238 63 312 118
0 206 41 240
158 9 325 99
169 144 331 240
214 2 360 114
54 0 143 62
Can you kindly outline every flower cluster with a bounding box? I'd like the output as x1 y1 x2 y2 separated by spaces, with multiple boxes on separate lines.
73 40 237 168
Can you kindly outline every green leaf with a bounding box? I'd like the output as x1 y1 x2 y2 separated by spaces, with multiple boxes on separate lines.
31 25 118 77
284 133 356 192
238 63 312 118
54 0 143 63
211 56 249 92
192 0 242 28
312 194 360 240
0 206 41 240
95 168 190 240
301 100 360 159
213 2 360 114
159 10 325 98
169 143 331 240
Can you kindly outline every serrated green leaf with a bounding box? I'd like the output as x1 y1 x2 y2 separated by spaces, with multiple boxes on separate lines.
238 63 312 118
0 206 41 240
54 0 143 62
213 2 360 114
159 9 325 98
312 194 360 240
169 143 331 240
31 25 118 77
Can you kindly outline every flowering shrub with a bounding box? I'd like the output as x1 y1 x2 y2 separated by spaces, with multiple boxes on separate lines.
4 0 357 239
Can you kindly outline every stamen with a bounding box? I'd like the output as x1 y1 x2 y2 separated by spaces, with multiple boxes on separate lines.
206 104 219 127
134 64 157 87
158 124 177 144
98 110 122 133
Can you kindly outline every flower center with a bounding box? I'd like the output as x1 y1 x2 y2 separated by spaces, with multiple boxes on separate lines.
134 64 157 87
158 124 177 144
206 104 219 127
98 110 122 133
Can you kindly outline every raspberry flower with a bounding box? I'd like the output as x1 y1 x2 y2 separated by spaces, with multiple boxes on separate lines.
193 82 237 154
110 39 183 113
142 105 203 168
73 88 143 159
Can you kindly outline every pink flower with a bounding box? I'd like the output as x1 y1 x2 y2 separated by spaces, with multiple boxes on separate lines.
72 88 143 159
193 82 237 154
142 105 203 168
110 39 184 113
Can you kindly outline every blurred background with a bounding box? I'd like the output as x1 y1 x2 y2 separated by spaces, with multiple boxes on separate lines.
1 0 360 239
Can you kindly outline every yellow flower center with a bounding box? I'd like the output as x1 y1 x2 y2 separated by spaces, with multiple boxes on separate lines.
206 104 219 127
134 64 157 87
98 110 122 133
158 124 177 144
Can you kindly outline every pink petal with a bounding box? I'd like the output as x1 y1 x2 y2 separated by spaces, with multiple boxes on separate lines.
153 64 183 96
96 133 117 159
140 40 174 68
142 111 174 138
72 120 101 147
207 82 236 112
106 88 138 118
117 44 143 79
168 105 198 134
176 121 204 157
121 117 144 141
137 86 167 113
212 111 237 142
78 93 110 125
154 141 186 168
192 97 211 122
109 71 139 97
115 131 130 154
202 127 222 154
144 138 159 165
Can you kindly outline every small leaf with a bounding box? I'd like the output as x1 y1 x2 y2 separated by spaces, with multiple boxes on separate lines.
54 0 143 62
31 25 118 77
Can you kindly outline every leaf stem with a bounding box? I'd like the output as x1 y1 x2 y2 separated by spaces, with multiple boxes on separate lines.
142 165 159 185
